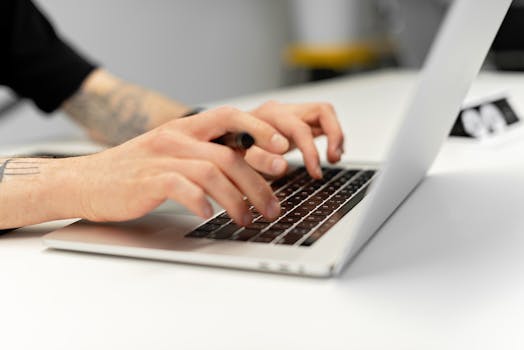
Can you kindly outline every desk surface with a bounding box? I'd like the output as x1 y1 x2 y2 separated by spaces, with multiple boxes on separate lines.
3 70 524 349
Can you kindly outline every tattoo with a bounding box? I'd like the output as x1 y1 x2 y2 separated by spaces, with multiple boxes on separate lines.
63 83 150 145
0 159 41 183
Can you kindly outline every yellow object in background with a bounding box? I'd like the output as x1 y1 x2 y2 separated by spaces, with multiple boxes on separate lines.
287 0 389 75
285 43 379 70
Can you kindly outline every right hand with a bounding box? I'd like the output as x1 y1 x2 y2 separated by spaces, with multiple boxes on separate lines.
71 106 290 226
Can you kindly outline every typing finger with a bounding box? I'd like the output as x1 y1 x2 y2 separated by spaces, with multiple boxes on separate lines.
184 141 281 221
171 159 251 226
303 103 344 163
153 172 213 219
265 116 322 179
244 146 288 176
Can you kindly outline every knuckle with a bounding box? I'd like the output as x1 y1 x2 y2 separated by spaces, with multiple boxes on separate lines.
188 187 206 204
322 102 335 112
162 173 182 194
200 161 220 181
149 128 182 153
296 122 313 136
253 118 274 136
215 105 237 118
317 104 330 116
220 148 240 166
316 102 336 117
136 164 159 179
149 128 170 151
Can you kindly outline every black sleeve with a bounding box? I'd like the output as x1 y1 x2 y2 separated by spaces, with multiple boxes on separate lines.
0 0 97 113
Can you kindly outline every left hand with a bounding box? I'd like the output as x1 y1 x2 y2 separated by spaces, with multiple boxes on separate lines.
245 100 345 179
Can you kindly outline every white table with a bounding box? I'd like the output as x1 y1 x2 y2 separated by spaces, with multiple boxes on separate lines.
3 70 524 349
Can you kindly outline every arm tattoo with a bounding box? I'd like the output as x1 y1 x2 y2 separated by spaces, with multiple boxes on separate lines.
0 159 41 183
63 83 150 145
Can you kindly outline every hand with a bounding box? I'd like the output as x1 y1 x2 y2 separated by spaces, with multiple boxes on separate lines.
246 100 344 179
72 106 290 226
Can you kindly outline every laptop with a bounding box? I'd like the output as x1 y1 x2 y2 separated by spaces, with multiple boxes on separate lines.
43 0 511 277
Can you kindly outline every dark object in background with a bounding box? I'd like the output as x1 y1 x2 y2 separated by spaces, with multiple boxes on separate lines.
450 97 520 138
491 6 524 71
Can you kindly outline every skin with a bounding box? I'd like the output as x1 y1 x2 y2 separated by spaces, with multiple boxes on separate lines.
0 69 344 229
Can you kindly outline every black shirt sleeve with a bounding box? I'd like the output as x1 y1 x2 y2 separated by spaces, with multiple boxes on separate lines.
0 0 96 113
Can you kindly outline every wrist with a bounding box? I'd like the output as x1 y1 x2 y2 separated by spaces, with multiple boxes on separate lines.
37 156 89 222
0 157 85 228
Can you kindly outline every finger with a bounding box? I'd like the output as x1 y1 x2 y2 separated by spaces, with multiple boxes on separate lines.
311 103 344 163
287 127 323 149
177 141 281 220
156 172 213 219
244 146 288 176
267 117 322 179
184 106 290 154
172 159 251 226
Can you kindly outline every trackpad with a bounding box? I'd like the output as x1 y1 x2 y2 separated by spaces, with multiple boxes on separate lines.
45 213 204 250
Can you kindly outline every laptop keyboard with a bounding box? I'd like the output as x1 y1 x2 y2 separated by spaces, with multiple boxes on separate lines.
185 167 375 247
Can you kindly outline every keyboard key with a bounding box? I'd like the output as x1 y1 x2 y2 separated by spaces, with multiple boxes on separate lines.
186 230 210 238
199 223 222 232
288 210 304 218
210 231 236 240
280 206 292 214
212 224 242 239
304 215 324 223
271 222 294 230
255 217 273 224
218 212 230 219
277 232 303 245
212 217 231 225
296 221 318 229
234 229 260 241
288 227 310 236
263 229 285 237
280 216 298 224
300 227 330 246
253 234 277 243
276 192 288 199
313 208 330 216
245 222 267 230
301 236 317 247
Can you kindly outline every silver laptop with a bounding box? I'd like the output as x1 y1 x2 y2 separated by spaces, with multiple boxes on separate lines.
43 0 511 277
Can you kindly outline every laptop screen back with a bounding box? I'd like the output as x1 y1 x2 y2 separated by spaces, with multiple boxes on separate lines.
337 0 512 273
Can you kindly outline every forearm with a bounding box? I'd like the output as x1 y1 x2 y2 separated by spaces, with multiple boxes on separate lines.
62 69 191 145
0 157 83 229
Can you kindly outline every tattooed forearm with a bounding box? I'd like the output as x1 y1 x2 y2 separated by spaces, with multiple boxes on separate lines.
63 82 150 145
0 159 41 183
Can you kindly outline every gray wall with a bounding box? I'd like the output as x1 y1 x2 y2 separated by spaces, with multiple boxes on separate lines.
0 0 291 146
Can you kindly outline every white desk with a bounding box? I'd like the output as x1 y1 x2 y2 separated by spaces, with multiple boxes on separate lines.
3 70 524 349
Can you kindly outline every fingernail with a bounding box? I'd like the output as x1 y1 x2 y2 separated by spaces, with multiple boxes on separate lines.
266 198 281 219
271 158 287 174
315 166 323 179
243 213 252 226
271 133 289 151
203 204 213 219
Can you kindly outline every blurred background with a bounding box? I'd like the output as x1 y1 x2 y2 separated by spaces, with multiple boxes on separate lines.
1 0 524 146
